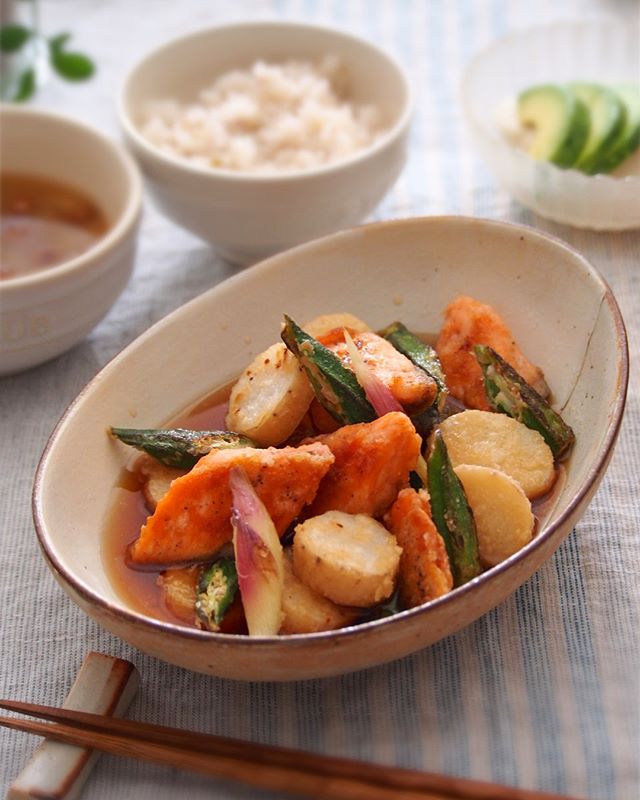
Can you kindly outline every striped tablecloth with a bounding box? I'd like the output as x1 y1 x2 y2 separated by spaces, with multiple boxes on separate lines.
1 1 638 798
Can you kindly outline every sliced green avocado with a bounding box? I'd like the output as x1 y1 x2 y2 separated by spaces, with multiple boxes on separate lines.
594 84 640 174
517 84 590 168
569 82 626 174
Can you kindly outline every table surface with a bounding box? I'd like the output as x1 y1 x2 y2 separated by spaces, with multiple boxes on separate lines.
1 1 639 798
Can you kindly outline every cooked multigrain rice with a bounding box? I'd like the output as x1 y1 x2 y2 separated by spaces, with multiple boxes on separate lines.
139 56 386 173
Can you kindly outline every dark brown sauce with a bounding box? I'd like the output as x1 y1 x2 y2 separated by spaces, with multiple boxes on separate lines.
531 463 567 530
0 173 108 279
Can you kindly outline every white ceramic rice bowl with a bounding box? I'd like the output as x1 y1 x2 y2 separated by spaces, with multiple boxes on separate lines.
119 21 412 265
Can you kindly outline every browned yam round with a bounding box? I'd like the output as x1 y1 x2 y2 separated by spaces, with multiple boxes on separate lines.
305 411 422 518
137 455 186 512
302 312 371 341
280 552 359 634
438 410 555 499
225 342 314 446
157 566 199 623
129 443 334 566
384 488 453 608
292 510 401 607
454 464 534 567
436 295 549 411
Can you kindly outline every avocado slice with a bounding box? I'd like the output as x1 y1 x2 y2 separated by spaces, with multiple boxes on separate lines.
569 83 626 174
594 84 640 174
517 84 590 168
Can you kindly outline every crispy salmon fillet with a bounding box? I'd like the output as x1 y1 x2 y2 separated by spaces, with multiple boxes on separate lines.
328 331 437 412
436 296 549 411
129 443 334 566
316 326 368 348
305 411 421 518
385 488 453 608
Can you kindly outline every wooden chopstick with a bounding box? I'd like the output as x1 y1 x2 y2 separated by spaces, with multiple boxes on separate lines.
1 700 582 800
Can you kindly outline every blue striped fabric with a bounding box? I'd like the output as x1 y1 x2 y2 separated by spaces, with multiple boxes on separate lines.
1 1 638 799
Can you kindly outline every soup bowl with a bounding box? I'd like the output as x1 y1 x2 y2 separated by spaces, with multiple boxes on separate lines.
0 105 142 375
33 217 628 681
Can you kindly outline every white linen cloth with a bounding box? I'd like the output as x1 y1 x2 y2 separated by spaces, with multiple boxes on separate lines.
1 1 638 798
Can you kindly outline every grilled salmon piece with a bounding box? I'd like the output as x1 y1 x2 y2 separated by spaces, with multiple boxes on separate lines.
436 296 548 411
328 331 437 413
385 488 453 608
129 443 334 566
305 411 421 518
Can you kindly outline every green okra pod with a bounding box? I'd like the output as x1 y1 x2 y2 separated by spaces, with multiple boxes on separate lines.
474 344 575 459
427 429 481 587
281 315 376 425
379 321 448 411
195 557 239 631
110 427 256 469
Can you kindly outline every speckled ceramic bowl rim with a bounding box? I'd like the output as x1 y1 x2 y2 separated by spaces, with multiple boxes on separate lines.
32 216 629 654
118 19 413 184
460 18 640 186
0 104 143 292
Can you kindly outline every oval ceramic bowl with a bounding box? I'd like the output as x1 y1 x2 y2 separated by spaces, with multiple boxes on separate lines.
34 217 628 681
119 21 412 265
0 105 143 375
461 20 640 230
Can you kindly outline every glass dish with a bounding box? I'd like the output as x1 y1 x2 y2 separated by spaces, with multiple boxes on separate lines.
461 19 640 230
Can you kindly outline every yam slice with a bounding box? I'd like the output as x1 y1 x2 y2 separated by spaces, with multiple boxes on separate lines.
292 510 401 607
280 552 358 634
438 409 555 499
157 566 199 623
225 342 314 447
303 312 371 341
137 455 186 512
454 464 535 567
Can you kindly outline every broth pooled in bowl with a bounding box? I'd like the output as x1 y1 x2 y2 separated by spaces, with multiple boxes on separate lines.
1 173 108 280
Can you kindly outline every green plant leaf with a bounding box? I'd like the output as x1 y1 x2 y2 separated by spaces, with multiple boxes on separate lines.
51 50 95 81
47 32 95 81
14 67 35 102
48 32 71 54
0 23 32 52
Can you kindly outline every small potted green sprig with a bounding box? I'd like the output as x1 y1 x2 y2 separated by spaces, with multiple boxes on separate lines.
0 10 95 101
